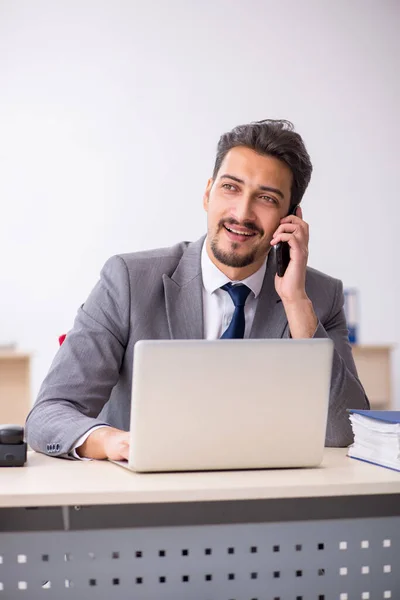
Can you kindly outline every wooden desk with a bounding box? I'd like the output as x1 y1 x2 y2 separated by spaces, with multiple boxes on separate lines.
0 352 31 425
1 449 400 508
1 450 399 599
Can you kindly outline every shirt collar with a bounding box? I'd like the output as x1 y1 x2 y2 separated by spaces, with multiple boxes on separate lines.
201 239 267 298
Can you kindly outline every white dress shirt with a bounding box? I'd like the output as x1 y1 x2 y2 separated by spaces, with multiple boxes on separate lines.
201 240 267 339
71 240 268 459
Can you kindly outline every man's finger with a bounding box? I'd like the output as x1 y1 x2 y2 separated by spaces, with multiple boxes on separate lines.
270 233 305 253
117 437 130 461
118 445 129 461
280 211 307 228
280 214 302 224
272 223 298 238
271 229 307 246
278 218 308 236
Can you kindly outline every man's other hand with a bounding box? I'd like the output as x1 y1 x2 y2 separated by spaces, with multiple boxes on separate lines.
76 427 130 461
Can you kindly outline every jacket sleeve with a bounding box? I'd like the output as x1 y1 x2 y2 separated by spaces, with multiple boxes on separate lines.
313 280 369 447
25 255 130 456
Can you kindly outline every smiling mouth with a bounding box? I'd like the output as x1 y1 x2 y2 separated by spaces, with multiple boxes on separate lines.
223 224 257 239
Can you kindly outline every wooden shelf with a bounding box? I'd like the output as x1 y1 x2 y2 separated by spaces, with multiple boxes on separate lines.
352 345 393 409
0 351 31 360
0 352 31 425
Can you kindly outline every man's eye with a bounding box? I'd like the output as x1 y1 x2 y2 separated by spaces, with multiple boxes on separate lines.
260 195 277 204
222 183 236 191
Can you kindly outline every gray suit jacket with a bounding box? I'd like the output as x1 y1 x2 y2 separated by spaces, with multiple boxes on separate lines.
26 236 369 455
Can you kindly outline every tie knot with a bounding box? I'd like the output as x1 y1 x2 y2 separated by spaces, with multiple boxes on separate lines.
221 283 251 307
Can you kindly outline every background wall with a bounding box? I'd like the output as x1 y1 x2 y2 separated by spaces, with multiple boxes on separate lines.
0 0 399 404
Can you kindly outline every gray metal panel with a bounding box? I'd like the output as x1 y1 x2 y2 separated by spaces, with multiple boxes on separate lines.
2 494 400 532
1 517 399 599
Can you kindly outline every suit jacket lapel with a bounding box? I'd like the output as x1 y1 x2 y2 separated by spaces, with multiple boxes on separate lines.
163 238 288 340
163 236 205 339
250 252 290 339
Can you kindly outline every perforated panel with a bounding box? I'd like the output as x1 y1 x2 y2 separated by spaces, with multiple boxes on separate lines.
1 517 399 599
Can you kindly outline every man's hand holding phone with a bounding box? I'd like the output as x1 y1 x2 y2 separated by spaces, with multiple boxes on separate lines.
271 205 309 301
270 206 318 338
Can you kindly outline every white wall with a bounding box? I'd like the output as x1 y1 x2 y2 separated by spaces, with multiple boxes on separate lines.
1 0 399 405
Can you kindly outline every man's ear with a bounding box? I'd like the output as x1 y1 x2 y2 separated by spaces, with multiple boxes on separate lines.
203 178 214 212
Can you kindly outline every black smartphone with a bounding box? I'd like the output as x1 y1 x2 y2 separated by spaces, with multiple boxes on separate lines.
274 204 298 278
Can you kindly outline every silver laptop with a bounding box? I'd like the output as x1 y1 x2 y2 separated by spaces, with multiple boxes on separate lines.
116 338 333 472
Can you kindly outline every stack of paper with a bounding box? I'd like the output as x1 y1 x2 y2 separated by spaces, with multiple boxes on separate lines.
347 410 400 472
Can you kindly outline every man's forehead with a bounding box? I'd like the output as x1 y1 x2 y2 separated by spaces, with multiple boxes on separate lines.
217 147 292 191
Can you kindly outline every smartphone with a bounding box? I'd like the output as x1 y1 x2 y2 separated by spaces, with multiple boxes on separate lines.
274 204 299 277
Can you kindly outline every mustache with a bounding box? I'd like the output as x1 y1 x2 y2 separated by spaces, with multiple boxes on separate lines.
219 218 263 236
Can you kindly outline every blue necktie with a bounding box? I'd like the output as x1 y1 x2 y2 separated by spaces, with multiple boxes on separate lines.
221 283 251 339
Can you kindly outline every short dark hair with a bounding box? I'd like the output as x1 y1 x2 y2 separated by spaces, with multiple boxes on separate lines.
212 119 313 208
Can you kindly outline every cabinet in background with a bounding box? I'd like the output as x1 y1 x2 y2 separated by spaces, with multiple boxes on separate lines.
352 345 393 410
0 352 31 425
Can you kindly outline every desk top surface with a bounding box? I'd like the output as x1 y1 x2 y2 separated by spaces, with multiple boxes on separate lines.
1 449 399 508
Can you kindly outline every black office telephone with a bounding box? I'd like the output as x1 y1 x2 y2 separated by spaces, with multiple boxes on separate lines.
0 424 27 466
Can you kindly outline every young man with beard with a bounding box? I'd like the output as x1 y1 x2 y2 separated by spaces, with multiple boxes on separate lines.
26 119 369 460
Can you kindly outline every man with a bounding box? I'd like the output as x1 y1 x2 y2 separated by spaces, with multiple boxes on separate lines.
25 119 369 460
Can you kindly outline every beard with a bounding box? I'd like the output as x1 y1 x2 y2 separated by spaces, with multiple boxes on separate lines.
210 238 258 268
209 219 267 269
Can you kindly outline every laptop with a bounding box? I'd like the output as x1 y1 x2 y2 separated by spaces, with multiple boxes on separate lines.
115 338 333 472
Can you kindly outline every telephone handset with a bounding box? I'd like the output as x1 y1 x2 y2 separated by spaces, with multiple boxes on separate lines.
274 204 299 278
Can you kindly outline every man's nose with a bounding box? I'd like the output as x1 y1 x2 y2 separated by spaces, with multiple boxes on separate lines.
232 195 255 223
